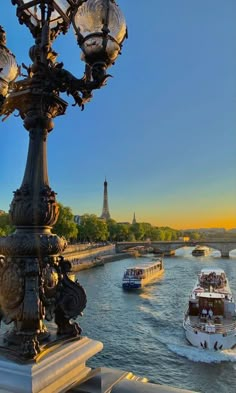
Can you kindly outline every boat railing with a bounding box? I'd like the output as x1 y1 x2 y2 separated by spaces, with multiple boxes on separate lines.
184 314 236 336
215 322 236 336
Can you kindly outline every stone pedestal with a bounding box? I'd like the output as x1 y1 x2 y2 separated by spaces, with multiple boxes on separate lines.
0 337 103 393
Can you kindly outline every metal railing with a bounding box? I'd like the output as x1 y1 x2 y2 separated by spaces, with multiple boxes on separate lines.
183 313 236 336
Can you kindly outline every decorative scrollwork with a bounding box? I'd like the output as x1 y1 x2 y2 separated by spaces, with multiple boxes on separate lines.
0 232 67 257
54 260 87 337
0 258 24 323
21 334 41 359
2 45 110 119
9 184 59 227
0 253 87 359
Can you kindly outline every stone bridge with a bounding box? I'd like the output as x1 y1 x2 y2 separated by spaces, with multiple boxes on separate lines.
116 241 236 258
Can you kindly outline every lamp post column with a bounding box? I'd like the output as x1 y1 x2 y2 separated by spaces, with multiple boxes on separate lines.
0 0 127 361
0 46 87 359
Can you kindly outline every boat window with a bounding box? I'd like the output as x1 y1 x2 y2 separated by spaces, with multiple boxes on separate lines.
189 301 199 316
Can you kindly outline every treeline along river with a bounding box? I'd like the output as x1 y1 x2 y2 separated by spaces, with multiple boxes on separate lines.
76 248 236 393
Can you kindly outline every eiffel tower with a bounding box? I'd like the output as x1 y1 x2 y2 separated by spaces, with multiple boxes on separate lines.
100 178 111 220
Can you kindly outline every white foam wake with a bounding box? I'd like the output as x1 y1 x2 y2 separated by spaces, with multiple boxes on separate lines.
168 343 236 363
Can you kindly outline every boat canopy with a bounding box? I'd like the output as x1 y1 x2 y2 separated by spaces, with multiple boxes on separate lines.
126 262 161 271
125 264 161 275
200 268 225 275
197 292 225 299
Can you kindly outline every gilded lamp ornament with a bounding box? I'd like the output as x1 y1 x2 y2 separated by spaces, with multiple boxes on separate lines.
0 0 127 360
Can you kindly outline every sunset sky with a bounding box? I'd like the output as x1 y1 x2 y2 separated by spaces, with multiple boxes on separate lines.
0 1 235 230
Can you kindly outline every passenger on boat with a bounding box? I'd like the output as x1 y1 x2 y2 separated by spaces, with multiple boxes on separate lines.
208 308 213 319
201 308 208 318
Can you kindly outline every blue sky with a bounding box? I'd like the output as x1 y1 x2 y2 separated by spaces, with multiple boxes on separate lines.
0 1 236 229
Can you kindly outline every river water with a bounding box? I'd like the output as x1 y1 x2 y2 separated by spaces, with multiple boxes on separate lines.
76 248 236 393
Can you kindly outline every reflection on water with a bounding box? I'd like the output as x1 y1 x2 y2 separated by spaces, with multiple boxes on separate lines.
139 291 155 300
76 249 236 393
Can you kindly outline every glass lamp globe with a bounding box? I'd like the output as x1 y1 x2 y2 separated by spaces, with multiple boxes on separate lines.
12 0 76 34
0 28 18 97
73 0 127 68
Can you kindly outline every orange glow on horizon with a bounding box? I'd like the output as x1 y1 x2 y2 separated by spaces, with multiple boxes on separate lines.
149 219 235 231
130 215 235 231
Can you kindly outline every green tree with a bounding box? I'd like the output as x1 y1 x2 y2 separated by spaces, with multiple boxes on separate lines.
53 203 78 241
95 218 109 242
79 214 108 242
107 219 118 241
127 232 136 241
184 231 203 240
154 228 165 241
107 219 133 242
158 226 178 241
149 227 162 241
190 231 202 240
130 223 145 240
140 222 153 240
115 223 130 241
0 212 14 236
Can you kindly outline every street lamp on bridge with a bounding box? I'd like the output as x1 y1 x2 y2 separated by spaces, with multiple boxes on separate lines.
0 0 127 360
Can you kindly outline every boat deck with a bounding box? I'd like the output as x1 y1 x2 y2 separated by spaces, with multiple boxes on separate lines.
187 315 236 334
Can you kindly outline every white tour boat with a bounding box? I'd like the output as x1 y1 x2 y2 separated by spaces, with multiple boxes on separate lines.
122 258 164 289
183 268 236 350
192 246 210 257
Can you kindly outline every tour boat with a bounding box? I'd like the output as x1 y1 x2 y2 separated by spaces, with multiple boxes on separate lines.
122 258 164 289
192 246 210 257
183 268 236 350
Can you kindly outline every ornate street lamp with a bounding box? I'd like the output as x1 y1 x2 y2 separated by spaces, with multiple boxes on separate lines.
0 0 127 360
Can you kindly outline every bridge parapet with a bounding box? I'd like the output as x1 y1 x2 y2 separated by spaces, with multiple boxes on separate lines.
116 241 236 257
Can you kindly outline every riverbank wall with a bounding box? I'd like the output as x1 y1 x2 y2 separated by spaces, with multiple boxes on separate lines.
63 244 133 272
63 244 115 260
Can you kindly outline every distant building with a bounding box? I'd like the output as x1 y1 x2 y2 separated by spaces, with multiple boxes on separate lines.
185 228 226 234
179 236 190 242
203 228 226 233
0 210 5 215
228 228 236 233
100 178 111 220
132 212 137 225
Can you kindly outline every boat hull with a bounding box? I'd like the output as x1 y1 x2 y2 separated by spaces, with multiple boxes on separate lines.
184 323 236 350
122 280 142 289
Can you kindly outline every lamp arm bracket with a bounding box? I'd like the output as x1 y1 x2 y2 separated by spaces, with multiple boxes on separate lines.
0 60 111 117
50 65 111 110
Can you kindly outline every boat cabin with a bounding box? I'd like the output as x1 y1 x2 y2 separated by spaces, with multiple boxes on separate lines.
123 260 163 280
188 292 225 317
198 293 225 316
124 268 145 279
